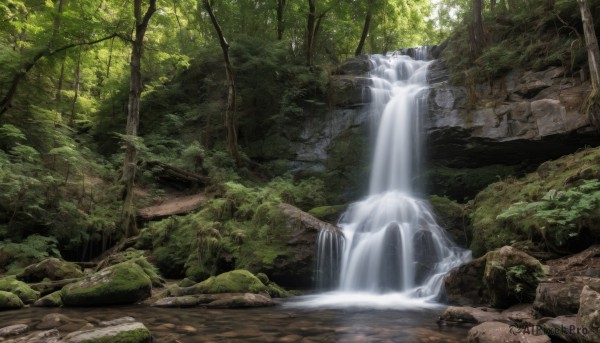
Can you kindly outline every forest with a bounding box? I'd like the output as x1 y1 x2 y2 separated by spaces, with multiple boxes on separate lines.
0 0 599 342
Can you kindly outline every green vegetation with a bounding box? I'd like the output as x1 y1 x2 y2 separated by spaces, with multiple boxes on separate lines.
0 290 24 310
470 147 600 256
78 328 152 343
0 275 40 304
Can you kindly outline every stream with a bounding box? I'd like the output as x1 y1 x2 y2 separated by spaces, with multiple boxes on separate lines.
0 300 469 342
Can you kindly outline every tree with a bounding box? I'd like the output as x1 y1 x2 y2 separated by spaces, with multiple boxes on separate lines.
277 0 287 40
121 0 157 237
577 0 600 124
355 0 375 56
202 0 239 163
305 0 317 66
469 0 484 57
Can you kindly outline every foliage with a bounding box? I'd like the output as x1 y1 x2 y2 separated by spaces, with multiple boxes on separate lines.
470 147 600 257
497 179 600 247
0 235 61 274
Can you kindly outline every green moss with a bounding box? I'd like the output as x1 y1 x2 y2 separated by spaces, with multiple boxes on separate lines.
470 147 600 257
0 290 24 310
266 282 291 298
193 270 267 294
255 272 269 285
0 275 40 304
79 328 152 343
17 257 83 282
34 290 62 307
178 278 196 287
61 262 151 306
308 205 346 223
96 250 163 287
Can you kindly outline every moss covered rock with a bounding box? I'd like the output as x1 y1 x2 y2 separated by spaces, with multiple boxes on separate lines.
0 276 40 304
307 205 346 224
192 270 267 294
483 246 545 308
0 290 24 310
61 262 151 306
33 290 62 307
17 257 83 283
470 147 600 257
95 250 163 288
428 195 469 247
64 322 152 343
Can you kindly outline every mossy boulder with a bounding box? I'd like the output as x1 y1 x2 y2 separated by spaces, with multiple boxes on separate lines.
95 250 163 288
17 257 83 283
64 322 152 343
483 246 545 308
0 275 40 304
192 270 267 294
33 290 62 307
0 290 24 310
61 262 151 306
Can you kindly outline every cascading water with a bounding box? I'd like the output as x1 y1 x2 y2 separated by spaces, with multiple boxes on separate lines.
307 49 471 307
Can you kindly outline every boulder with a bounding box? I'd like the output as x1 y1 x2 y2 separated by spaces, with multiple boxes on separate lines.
14 329 60 343
94 249 164 287
467 321 551 343
0 324 28 337
443 255 487 306
33 291 62 307
0 276 40 304
152 296 200 308
501 304 536 324
64 322 152 343
536 316 578 343
576 286 600 343
333 55 370 75
533 282 583 316
206 293 275 308
17 257 83 283
440 306 504 324
239 204 343 287
190 269 267 294
0 290 24 310
61 262 151 306
483 246 544 308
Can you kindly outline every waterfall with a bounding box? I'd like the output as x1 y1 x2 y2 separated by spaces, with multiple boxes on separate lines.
314 49 470 303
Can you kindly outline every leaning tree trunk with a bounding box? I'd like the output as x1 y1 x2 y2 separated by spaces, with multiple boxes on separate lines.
121 0 156 238
355 0 374 56
577 0 600 125
202 0 240 163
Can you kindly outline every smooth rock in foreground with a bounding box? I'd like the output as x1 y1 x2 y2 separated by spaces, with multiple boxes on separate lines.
0 324 28 337
468 321 551 343
64 322 152 343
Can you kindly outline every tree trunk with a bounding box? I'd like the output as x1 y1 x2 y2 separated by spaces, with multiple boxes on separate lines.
202 0 240 163
577 0 600 124
306 0 316 66
470 0 485 57
69 47 82 126
355 0 374 56
51 0 67 48
277 0 287 40
121 0 156 238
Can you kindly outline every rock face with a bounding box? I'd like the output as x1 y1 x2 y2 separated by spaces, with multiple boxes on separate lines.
61 262 151 306
576 286 600 343
444 255 488 306
426 63 597 167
